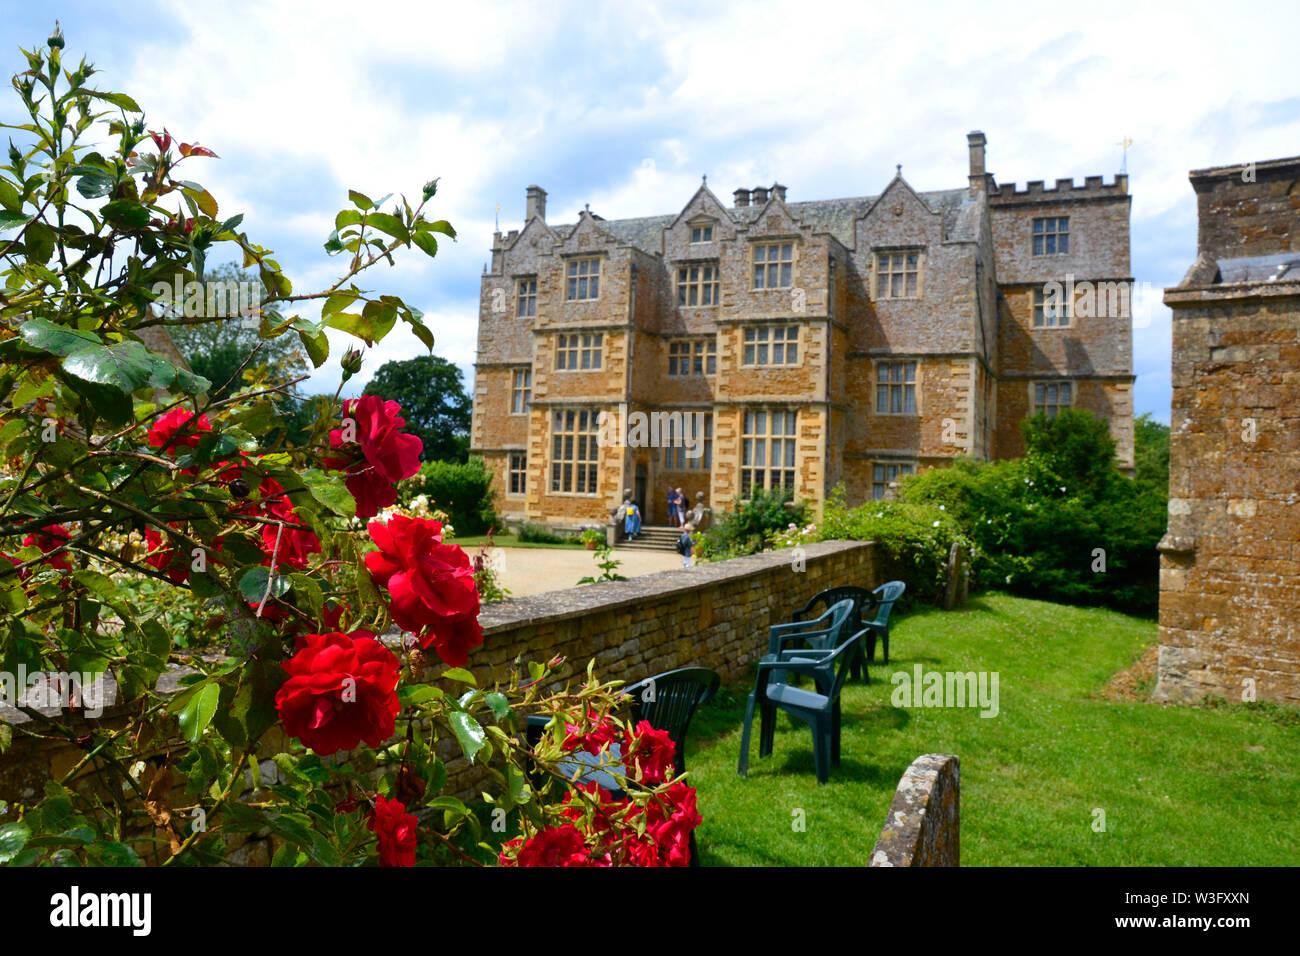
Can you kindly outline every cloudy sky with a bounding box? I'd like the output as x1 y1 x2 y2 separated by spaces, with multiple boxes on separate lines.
5 0 1299 423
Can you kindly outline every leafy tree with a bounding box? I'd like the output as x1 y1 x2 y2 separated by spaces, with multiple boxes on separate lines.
167 262 310 404
362 354 471 463
1134 412 1170 490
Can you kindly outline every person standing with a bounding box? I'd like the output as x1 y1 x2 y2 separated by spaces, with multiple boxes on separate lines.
665 487 679 527
677 523 696 568
622 497 642 540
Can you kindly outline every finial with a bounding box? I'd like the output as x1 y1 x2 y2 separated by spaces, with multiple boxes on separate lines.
702 174 707 185
584 202 590 213
896 163 902 176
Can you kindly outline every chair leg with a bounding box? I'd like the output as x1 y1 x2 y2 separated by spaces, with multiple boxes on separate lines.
758 703 775 758
737 693 757 777
882 628 890 665
831 699 841 765
866 631 878 664
813 717 831 785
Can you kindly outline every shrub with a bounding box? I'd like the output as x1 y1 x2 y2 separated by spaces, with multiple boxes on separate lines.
811 486 970 606
901 409 1163 614
697 487 808 560
517 522 565 544
399 457 497 535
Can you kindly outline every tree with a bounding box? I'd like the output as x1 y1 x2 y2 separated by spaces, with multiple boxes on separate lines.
167 262 310 404
362 354 472 463
1133 412 1170 491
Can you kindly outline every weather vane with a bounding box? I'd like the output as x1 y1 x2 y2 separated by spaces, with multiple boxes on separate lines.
494 202 500 231
1117 137 1134 175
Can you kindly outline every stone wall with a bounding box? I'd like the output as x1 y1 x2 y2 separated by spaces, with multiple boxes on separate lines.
1155 155 1300 706
0 541 879 849
869 753 960 866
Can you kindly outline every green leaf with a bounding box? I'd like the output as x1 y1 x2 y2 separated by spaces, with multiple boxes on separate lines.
412 231 438 259
86 841 142 866
0 178 22 212
86 90 142 112
397 684 443 707
0 822 30 863
25 221 54 263
19 318 99 357
0 209 28 230
485 692 511 721
238 567 290 604
62 340 176 395
301 470 355 518
449 711 486 764
366 212 409 244
297 327 328 367
427 219 456 239
441 667 476 686
75 172 115 199
177 682 220 744
101 199 149 230
348 189 373 210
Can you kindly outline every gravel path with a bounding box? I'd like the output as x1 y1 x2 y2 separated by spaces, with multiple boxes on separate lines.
479 546 683 598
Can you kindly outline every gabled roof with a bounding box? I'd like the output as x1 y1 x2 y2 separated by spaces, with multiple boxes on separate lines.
547 185 979 252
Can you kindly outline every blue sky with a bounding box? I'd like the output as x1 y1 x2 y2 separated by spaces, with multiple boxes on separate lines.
5 0 1299 424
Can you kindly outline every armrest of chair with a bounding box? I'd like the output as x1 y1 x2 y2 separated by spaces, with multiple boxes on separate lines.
777 646 834 661
770 627 832 655
756 655 834 679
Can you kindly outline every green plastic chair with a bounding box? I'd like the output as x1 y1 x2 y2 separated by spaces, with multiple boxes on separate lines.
862 581 906 664
790 586 873 683
737 629 865 785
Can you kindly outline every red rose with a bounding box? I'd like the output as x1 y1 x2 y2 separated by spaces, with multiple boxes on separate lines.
260 488 321 571
22 524 72 573
561 711 620 757
148 408 211 457
364 515 482 667
513 824 594 867
642 781 701 867
368 795 418 867
275 631 400 755
144 526 190 583
326 395 423 519
623 721 677 785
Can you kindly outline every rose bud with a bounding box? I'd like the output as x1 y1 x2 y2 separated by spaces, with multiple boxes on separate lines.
341 347 364 381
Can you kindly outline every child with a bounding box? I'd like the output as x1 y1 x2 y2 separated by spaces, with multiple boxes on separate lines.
677 523 696 568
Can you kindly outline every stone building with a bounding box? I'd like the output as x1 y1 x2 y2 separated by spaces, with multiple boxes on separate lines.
470 131 1134 527
1155 155 1300 705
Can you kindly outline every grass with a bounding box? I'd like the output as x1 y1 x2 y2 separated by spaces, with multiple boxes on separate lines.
683 592 1300 866
448 533 584 550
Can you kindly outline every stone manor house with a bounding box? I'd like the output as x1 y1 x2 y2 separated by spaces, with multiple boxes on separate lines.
470 132 1135 527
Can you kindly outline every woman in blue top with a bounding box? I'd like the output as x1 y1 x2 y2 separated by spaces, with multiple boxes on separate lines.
622 498 642 539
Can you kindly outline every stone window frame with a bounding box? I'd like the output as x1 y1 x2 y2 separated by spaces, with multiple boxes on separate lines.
740 407 798 498
549 408 600 496
555 332 603 371
875 360 919 415
690 223 714 244
668 337 717 376
1032 216 1070 256
751 240 796 290
1030 380 1073 418
566 256 601 301
871 460 915 500
515 276 537 317
510 366 532 414
507 452 527 496
872 248 924 300
662 412 713 471
676 261 720 307
1032 285 1073 328
742 325 800 366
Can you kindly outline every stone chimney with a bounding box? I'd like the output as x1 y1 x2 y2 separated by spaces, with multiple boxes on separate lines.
751 185 769 205
733 188 750 207
771 183 787 201
525 185 547 222
967 131 987 197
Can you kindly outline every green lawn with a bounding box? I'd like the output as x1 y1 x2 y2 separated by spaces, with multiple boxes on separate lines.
449 533 584 550
684 593 1300 866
